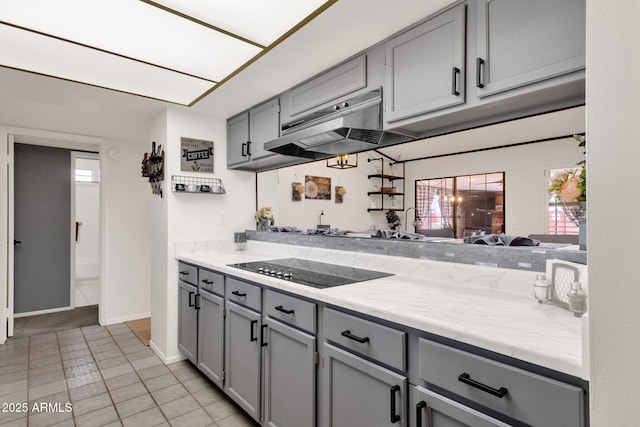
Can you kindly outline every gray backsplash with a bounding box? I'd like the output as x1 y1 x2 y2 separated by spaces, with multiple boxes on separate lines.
245 231 586 272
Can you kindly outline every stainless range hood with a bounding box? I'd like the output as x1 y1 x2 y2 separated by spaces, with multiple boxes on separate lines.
264 89 414 159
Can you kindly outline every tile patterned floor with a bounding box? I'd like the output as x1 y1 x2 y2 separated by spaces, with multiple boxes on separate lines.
0 323 259 426
75 281 99 307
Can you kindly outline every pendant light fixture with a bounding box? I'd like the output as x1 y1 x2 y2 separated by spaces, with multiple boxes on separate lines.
326 153 358 169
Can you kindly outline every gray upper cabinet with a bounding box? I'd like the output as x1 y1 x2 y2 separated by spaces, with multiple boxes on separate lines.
249 97 280 160
226 112 250 167
227 97 281 169
285 55 367 119
384 3 466 123
475 0 586 98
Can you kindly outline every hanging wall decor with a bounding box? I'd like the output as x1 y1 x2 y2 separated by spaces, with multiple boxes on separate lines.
141 141 164 197
335 186 346 203
180 137 214 172
292 182 304 201
305 175 331 200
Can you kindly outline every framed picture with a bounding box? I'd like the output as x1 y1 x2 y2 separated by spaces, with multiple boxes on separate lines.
305 175 331 200
181 137 214 173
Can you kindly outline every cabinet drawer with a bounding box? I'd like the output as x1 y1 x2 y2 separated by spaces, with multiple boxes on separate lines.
178 262 197 285
323 308 406 371
226 277 261 312
418 339 584 427
264 290 316 334
199 269 224 296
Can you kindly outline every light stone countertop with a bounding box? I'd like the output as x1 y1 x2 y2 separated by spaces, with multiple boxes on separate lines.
176 240 587 380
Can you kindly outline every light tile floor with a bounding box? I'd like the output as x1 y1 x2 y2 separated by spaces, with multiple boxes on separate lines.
75 281 99 307
0 323 259 427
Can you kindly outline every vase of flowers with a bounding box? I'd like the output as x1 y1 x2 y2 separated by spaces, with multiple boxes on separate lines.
385 210 401 230
254 206 274 231
548 135 586 249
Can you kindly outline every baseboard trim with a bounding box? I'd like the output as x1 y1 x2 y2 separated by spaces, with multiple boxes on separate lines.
14 306 73 318
149 340 185 365
103 312 151 326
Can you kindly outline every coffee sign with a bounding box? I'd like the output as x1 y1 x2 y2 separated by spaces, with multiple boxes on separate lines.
180 137 214 173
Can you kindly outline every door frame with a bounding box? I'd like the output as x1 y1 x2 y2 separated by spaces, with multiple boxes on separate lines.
2 126 102 342
71 151 100 310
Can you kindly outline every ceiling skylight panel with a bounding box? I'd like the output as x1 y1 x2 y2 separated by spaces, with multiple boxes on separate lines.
0 24 213 105
0 0 261 81
145 0 333 47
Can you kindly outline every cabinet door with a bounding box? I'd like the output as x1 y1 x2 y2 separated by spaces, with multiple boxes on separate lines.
263 318 316 427
286 55 367 118
410 386 509 427
197 290 224 388
227 112 250 166
475 0 585 97
322 343 406 427
224 301 261 422
385 4 465 123
249 97 279 161
178 281 198 363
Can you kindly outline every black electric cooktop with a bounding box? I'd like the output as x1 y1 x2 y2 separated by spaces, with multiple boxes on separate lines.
228 258 393 289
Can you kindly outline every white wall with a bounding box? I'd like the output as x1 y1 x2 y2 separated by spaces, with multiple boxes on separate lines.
100 137 152 323
258 152 389 231
587 0 640 424
0 96 152 326
258 137 583 236
149 110 169 359
150 107 256 362
404 137 583 237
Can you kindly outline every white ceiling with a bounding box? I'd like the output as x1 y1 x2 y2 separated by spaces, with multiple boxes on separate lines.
0 0 333 105
0 0 455 120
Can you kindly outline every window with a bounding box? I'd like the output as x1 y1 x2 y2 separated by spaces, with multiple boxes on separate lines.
415 173 504 238
75 169 93 182
548 167 580 235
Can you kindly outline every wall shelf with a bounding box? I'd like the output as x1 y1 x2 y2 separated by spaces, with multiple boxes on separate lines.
367 159 405 212
171 175 226 194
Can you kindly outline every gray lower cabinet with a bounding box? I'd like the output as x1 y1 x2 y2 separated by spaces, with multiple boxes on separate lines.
263 317 316 427
322 343 407 427
417 338 584 426
197 289 224 388
179 262 587 427
384 3 466 123
178 280 198 363
224 300 262 422
409 386 509 427
475 0 585 98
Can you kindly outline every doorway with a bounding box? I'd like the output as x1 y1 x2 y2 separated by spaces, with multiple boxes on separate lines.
10 143 100 336
13 143 72 315
73 153 100 307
